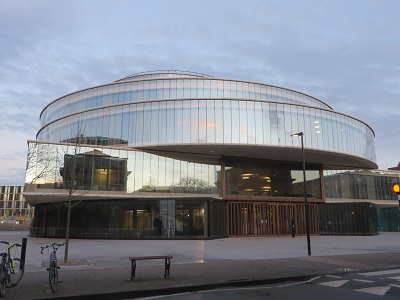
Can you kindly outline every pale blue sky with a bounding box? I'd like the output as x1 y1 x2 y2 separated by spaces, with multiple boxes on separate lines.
1 0 400 185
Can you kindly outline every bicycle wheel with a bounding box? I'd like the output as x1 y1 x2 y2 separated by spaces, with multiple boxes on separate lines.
0 265 7 297
49 261 58 292
10 258 24 286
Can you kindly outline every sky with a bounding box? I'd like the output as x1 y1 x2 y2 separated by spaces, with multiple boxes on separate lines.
1 0 400 185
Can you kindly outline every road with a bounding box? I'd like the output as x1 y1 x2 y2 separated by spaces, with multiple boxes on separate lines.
0 231 400 299
140 268 400 299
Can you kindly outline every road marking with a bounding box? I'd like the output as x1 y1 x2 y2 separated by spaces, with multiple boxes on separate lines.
325 275 341 278
355 286 391 296
277 276 320 287
353 279 374 283
318 280 349 287
388 276 400 280
358 269 400 276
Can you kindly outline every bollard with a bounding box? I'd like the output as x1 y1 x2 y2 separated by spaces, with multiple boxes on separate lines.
20 238 27 269
291 220 295 238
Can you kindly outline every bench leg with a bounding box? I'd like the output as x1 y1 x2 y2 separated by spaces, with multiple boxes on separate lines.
130 260 137 281
164 258 171 278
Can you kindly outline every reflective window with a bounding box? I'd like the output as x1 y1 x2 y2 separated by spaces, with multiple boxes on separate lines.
26 142 221 196
231 101 240 143
186 100 195 142
239 100 248 143
225 158 322 199
223 100 232 143
254 102 263 144
198 100 207 143
324 170 400 201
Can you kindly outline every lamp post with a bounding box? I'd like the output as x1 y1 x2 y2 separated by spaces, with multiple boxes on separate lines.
291 132 311 256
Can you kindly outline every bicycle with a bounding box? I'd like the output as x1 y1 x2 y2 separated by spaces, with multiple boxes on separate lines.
0 241 24 297
40 243 65 292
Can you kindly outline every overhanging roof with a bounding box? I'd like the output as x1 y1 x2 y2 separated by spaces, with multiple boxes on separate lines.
134 144 378 170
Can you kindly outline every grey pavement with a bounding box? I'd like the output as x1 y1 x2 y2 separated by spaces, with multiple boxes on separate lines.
0 231 400 299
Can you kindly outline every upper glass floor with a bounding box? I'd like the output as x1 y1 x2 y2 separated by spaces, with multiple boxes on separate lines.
37 98 376 167
40 75 332 127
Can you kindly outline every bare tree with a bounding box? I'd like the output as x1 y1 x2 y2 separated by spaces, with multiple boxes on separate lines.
27 122 129 263
59 123 88 263
26 142 60 185
177 177 210 193
27 124 90 263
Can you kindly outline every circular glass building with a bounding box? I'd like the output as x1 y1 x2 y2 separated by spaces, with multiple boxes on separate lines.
25 70 377 239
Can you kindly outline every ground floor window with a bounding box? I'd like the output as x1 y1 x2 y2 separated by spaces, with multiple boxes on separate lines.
29 198 379 239
319 202 378 235
29 198 224 239
224 158 322 199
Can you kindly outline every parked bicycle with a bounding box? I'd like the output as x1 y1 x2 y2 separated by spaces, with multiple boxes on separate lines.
0 241 24 297
40 243 65 292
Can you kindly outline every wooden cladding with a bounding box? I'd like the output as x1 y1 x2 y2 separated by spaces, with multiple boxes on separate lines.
228 201 319 237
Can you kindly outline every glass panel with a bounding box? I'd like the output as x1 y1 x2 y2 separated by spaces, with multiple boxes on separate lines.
283 105 292 144
175 101 183 143
150 102 159 144
210 80 217 98
276 104 285 146
169 80 177 98
102 108 110 145
247 101 256 144
269 103 278 145
134 104 143 145
164 101 176 143
215 100 223 143
223 80 231 98
223 100 231 143
262 102 271 144
190 100 199 143
198 100 207 143
197 79 204 98
206 100 216 143
176 79 184 98
231 101 240 143
254 102 263 144
225 158 321 199
149 80 157 99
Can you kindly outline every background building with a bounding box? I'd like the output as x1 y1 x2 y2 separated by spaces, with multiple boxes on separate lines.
0 185 33 227
24 70 381 239
323 169 400 234
388 162 400 171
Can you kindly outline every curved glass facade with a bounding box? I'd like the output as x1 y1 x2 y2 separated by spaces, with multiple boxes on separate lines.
25 70 379 239
25 143 221 196
38 99 375 164
36 70 376 168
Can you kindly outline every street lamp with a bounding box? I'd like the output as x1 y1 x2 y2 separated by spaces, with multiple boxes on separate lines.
291 132 311 256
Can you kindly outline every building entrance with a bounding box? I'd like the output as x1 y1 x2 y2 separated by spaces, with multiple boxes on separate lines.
227 201 319 237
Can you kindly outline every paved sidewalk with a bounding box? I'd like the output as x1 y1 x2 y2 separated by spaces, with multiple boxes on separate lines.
0 231 399 299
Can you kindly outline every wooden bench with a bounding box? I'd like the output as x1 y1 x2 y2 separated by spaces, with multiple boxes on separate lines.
129 255 173 281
